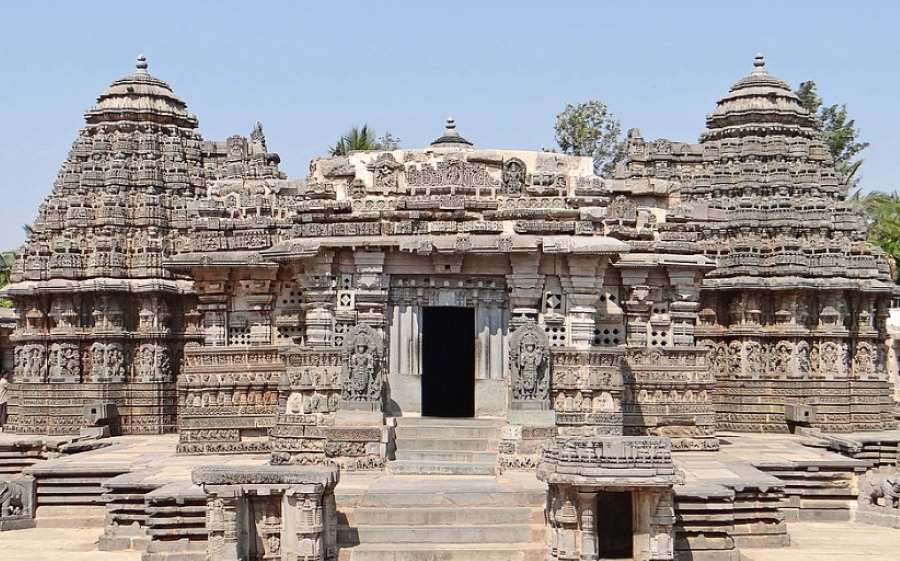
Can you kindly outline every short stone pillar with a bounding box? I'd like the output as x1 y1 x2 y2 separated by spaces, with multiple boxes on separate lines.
193 465 340 561
538 437 677 561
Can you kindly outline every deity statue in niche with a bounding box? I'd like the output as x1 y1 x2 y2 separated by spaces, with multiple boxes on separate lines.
509 321 551 401
340 323 383 402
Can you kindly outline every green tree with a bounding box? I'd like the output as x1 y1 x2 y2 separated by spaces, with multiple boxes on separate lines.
794 81 869 186
853 190 900 279
376 131 401 151
0 251 13 308
553 100 624 177
329 125 401 156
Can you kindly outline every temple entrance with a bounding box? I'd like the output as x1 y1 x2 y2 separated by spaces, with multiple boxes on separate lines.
596 491 634 558
421 306 475 417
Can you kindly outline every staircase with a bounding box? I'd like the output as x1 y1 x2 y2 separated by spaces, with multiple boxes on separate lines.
337 476 546 561
337 417 547 561
389 417 501 475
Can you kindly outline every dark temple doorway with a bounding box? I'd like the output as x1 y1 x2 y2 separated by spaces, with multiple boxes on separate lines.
421 306 475 417
596 491 634 558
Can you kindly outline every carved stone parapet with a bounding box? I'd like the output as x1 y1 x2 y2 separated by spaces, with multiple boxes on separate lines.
193 465 339 561
538 437 676 561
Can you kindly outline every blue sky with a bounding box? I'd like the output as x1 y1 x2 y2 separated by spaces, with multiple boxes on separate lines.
1 1 898 250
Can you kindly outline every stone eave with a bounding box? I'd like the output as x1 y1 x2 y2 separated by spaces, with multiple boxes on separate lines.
0 307 16 329
701 276 896 292
164 251 278 271
537 474 678 487
0 277 194 297
260 234 631 261
613 253 715 269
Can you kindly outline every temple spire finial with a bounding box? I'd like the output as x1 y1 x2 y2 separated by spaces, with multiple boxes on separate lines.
136 54 148 73
430 115 473 147
752 53 767 74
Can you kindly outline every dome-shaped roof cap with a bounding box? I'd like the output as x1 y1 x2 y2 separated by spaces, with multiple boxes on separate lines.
85 55 197 127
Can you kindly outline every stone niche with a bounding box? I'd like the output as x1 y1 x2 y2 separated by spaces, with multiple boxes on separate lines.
193 465 340 561
538 436 678 561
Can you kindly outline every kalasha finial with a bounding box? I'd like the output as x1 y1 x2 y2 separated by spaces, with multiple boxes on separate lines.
751 53 767 75
136 54 148 72
445 116 456 132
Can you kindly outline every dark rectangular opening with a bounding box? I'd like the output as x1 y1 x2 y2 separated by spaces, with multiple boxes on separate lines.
596 491 633 559
421 306 475 417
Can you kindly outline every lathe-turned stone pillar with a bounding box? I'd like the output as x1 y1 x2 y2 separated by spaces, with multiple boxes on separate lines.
507 253 544 328
622 272 651 347
666 267 705 347
353 251 388 330
303 251 336 347
562 255 604 348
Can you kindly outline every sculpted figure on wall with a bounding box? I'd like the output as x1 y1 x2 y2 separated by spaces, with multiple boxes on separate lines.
48 343 80 382
15 344 47 382
90 341 126 382
340 324 383 402
502 157 526 195
367 153 402 195
509 321 550 401
135 343 173 383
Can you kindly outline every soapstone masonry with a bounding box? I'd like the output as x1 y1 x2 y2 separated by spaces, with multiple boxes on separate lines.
1 54 899 561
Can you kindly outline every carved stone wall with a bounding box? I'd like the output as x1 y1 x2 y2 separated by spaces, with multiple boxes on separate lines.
621 56 897 433
177 344 282 454
3 54 896 447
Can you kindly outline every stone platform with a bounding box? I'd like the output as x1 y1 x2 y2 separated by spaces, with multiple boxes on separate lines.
0 432 896 561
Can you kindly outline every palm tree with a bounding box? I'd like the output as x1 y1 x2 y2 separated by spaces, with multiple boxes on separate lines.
329 125 378 156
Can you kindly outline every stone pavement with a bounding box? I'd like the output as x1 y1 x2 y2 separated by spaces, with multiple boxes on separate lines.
21 434 269 484
740 521 900 561
0 526 140 561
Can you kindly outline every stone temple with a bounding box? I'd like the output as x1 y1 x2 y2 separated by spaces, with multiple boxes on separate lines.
0 55 899 561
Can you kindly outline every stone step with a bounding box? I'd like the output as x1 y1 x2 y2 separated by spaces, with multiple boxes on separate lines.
337 543 546 561
394 449 498 463
389 460 497 476
395 425 500 439
338 523 541 544
393 437 498 452
34 505 107 528
348 506 540 526
394 417 504 427
358 489 545 508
